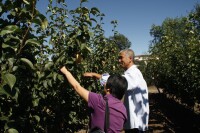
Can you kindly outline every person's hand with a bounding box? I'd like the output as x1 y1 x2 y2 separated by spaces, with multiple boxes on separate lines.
83 72 93 77
60 66 68 74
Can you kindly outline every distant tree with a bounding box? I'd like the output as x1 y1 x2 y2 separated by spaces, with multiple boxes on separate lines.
147 3 200 106
108 33 131 50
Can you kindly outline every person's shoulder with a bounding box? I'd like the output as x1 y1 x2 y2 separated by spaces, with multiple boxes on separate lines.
89 92 104 101
130 65 142 73
88 92 104 108
89 92 102 97
125 65 138 75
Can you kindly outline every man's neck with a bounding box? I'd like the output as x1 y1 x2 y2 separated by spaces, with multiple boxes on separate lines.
126 63 134 70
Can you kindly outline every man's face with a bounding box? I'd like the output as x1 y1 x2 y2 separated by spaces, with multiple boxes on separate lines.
118 52 132 69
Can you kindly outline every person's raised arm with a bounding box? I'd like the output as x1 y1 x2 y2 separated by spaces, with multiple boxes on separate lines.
60 66 89 102
83 72 102 79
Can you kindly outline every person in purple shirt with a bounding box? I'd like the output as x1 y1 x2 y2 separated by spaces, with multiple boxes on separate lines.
60 66 128 133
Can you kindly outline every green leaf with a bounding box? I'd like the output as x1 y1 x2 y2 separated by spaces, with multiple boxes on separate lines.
7 128 19 133
23 0 30 4
12 66 18 72
41 18 48 30
81 44 92 53
38 14 48 30
81 0 88 3
82 7 89 14
33 115 40 122
0 25 20 36
90 7 100 15
90 18 97 23
0 115 9 121
3 73 16 90
43 80 48 89
20 58 34 69
8 58 15 68
25 39 40 46
86 44 91 52
48 80 52 87
32 18 41 26
58 0 65 3
44 62 54 70
53 72 58 81
33 98 39 107
2 43 11 48
58 74 64 81
39 92 46 99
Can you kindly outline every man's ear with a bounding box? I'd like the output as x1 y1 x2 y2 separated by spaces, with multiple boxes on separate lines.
129 57 133 63
106 88 110 92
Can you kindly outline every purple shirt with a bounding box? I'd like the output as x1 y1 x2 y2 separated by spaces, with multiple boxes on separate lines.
88 92 127 133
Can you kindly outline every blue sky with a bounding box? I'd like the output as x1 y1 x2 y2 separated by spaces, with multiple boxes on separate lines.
37 0 199 55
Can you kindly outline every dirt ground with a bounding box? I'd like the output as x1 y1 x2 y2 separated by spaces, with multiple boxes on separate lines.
77 86 200 133
148 86 200 133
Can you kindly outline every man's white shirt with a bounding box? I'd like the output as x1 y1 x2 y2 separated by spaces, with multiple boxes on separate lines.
123 65 149 131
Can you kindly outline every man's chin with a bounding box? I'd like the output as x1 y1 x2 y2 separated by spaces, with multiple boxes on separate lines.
120 64 124 67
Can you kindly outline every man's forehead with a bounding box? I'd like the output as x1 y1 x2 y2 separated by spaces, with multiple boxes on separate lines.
119 52 126 56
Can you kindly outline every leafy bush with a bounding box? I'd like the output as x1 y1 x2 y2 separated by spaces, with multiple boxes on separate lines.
0 0 122 132
147 3 200 107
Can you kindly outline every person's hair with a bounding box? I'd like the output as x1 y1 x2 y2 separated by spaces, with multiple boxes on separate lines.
120 49 135 62
106 74 128 100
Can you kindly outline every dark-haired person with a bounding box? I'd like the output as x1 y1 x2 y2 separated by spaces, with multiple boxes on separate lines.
60 66 128 133
84 49 149 133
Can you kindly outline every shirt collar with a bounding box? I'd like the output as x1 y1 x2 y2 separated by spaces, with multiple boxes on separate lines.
124 65 137 74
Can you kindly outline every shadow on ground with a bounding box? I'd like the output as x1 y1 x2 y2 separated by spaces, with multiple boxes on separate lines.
148 87 200 133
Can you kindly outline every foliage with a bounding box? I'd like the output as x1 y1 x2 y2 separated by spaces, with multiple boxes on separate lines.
0 0 121 132
135 58 148 79
108 33 132 50
146 3 200 107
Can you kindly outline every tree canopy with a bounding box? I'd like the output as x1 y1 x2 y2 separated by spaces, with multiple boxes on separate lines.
108 33 132 50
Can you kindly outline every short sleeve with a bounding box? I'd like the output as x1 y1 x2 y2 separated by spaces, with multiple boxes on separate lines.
88 92 102 109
